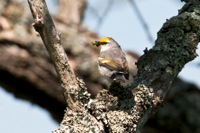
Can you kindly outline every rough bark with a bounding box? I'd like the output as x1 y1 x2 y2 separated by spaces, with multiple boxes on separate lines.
27 0 200 133
0 0 200 132
129 1 200 131
28 0 84 111
0 0 102 121
143 78 200 133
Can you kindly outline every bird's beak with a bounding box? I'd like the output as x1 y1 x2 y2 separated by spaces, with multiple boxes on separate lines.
91 41 100 47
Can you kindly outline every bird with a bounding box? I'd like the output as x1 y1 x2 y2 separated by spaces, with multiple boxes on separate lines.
91 37 129 83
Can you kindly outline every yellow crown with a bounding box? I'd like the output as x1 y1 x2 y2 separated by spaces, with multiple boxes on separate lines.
99 37 112 43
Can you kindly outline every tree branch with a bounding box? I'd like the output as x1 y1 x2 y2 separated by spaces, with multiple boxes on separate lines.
130 0 200 131
27 0 200 132
128 0 154 44
27 0 83 111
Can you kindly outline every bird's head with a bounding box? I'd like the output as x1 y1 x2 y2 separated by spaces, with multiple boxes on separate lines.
91 37 113 47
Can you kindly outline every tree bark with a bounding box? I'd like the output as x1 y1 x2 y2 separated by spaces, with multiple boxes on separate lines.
1 0 200 132
143 78 200 133
27 0 200 132
0 0 101 121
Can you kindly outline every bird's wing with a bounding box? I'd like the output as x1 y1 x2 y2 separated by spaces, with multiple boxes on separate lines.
98 48 129 73
98 57 128 73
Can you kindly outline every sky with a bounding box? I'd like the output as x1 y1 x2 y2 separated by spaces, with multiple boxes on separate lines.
0 87 58 133
1 0 200 133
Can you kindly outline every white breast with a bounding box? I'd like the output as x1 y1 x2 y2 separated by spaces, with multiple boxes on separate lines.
100 45 111 52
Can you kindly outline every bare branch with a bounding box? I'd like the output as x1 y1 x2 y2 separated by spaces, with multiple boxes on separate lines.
95 0 115 32
27 0 81 111
128 0 154 44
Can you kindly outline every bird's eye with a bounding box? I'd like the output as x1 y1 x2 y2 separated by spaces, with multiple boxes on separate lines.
95 42 100 47
100 42 107 45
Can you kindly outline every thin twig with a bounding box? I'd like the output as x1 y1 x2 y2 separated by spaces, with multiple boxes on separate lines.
128 0 154 44
95 0 115 32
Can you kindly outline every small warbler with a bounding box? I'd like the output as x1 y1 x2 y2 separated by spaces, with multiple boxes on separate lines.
91 37 129 83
